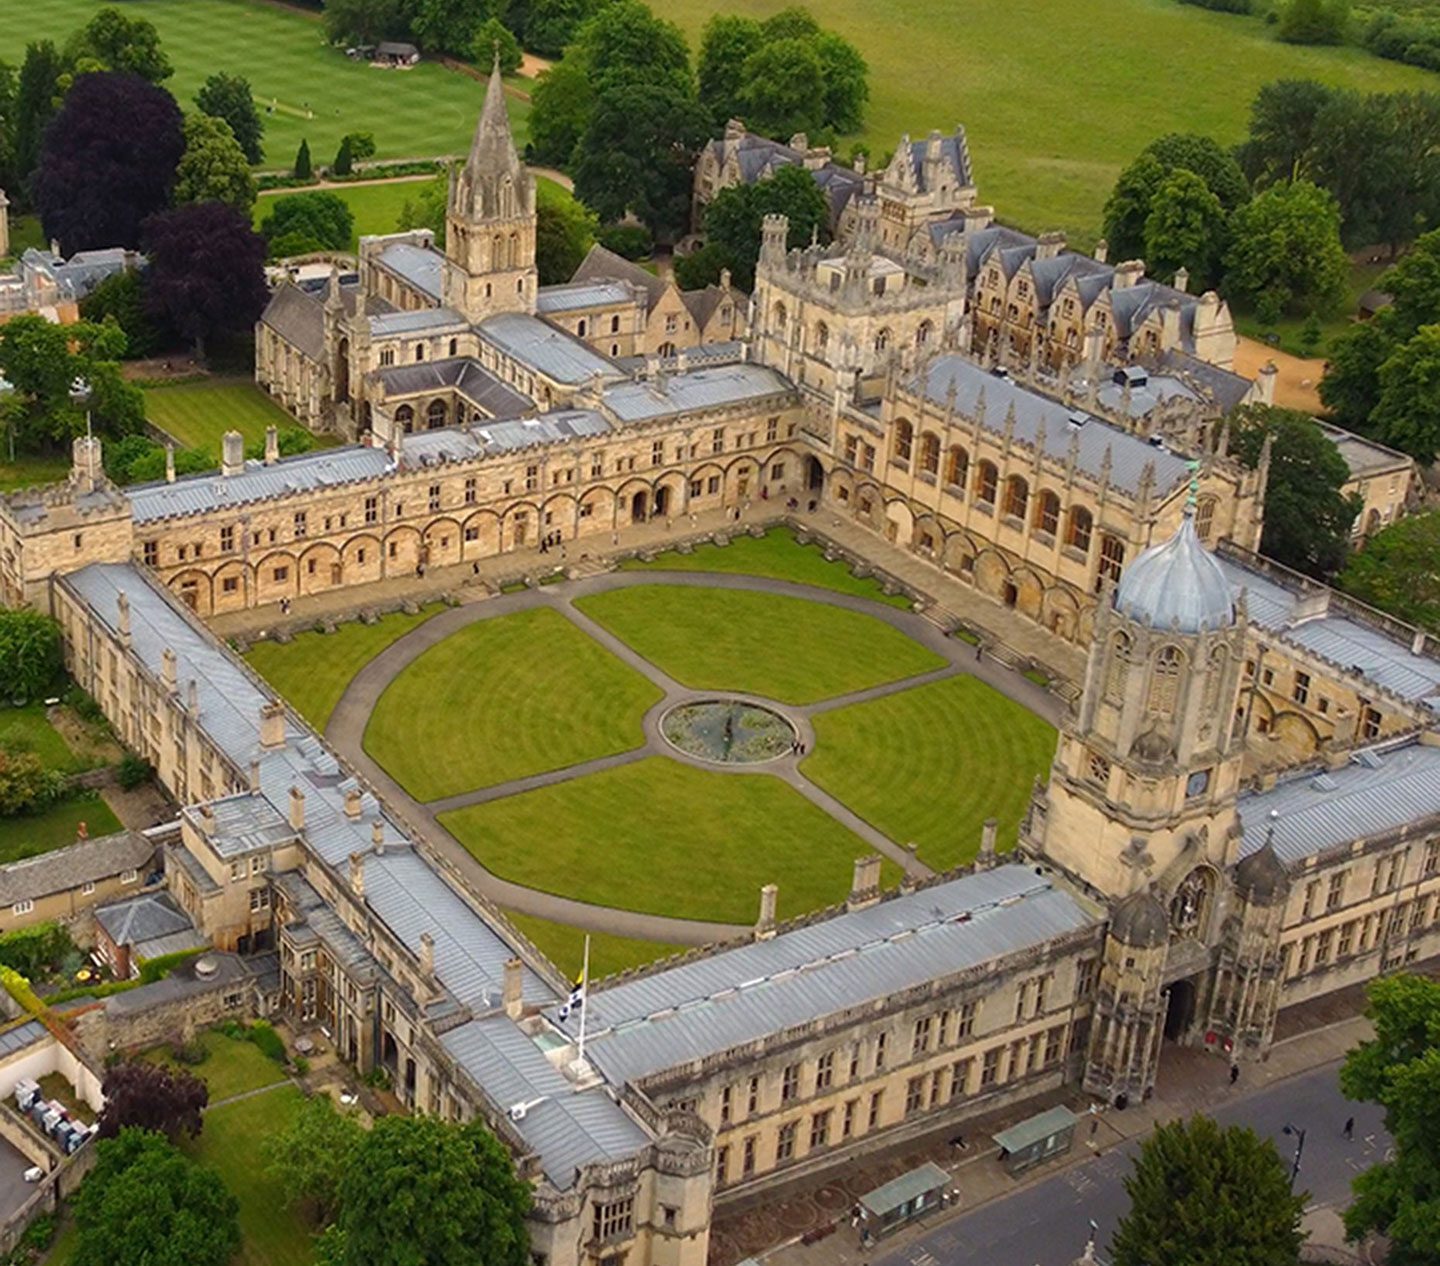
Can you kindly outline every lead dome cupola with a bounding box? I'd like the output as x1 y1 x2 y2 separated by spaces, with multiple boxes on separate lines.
1115 510 1233 634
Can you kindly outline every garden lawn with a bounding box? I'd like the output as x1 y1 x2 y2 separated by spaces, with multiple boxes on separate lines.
144 1029 289 1103
442 757 896 923
245 604 445 731
622 528 912 608
504 910 686 980
0 0 520 168
0 795 122 866
575 585 944 704
654 0 1431 242
143 378 318 454
190 1084 314 1266
0 705 90 771
0 454 69 493
805 675 1055 871
365 608 662 801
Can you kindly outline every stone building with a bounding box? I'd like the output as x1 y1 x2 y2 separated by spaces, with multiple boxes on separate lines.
0 830 156 933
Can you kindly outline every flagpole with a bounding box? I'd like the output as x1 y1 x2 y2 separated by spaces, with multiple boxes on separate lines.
577 933 591 1069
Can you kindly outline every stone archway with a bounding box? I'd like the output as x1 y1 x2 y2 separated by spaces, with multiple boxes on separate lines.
631 490 648 523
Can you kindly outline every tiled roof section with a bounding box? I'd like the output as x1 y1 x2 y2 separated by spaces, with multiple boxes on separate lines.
901 130 974 191
910 355 1194 498
1153 350 1252 414
375 358 534 418
0 1021 47 1059
681 284 740 330
443 1016 651 1188
1216 555 1440 710
399 410 611 466
375 242 444 302
571 244 667 309
536 279 639 314
602 363 793 423
61 563 553 1013
259 284 326 361
96 890 196 947
569 864 1098 1086
0 831 155 906
127 446 393 524
478 312 623 386
370 307 465 337
1239 739 1440 864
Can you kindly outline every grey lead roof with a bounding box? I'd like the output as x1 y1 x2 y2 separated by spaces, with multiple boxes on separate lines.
536 280 638 314
568 864 1098 1086
370 307 465 338
375 242 444 302
399 410 611 466
0 831 154 905
377 358 534 418
911 355 1193 499
95 890 196 947
1238 739 1440 864
602 363 793 423
478 312 622 385
443 1016 650 1188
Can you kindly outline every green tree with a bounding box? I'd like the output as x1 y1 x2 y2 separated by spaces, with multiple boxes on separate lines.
174 113 256 214
318 1117 530 1266
264 1093 364 1226
736 39 825 139
1111 1116 1306 1266
1237 78 1336 186
1278 0 1349 43
322 0 410 48
1142 168 1227 287
1339 513 1440 635
396 174 447 244
0 610 62 703
535 183 598 284
1339 975 1440 1266
473 19 524 75
702 163 829 289
1101 153 1167 262
0 315 144 446
1145 133 1250 210
762 6 822 40
411 0 493 55
1380 227 1440 338
195 73 264 165
1371 324 1440 464
1226 405 1360 579
13 42 65 190
1320 319 1394 429
0 60 17 197
523 0 606 57
1225 180 1348 316
1103 134 1248 263
345 132 377 161
293 138 313 180
74 1128 240 1266
697 14 762 127
80 270 163 359
528 58 592 167
0 749 65 816
813 31 868 135
66 7 172 83
331 134 354 176
673 240 731 289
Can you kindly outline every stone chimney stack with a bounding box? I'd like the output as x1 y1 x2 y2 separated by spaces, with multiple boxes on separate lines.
116 591 131 647
1256 360 1278 407
847 855 882 911
221 430 245 477
1112 260 1145 290
754 883 778 940
165 443 176 484
264 425 280 466
979 817 998 866
344 787 363 820
372 818 385 852
288 785 306 831
1093 238 1108 264
348 850 365 898
419 930 435 979
198 803 215 836
260 700 285 750
1172 266 1189 294
248 760 260 793
161 647 177 692
1036 231 1066 261
503 957 524 1019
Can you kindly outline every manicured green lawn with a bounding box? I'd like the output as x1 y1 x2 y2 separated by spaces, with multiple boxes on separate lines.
0 706 88 771
366 608 663 801
805 675 1055 871
143 377 314 453
246 604 444 731
191 1085 315 1266
622 527 913 608
575 585 945 704
0 795 122 866
0 0 523 168
657 0 1431 242
504 910 686 981
145 1029 289 1103
441 756 896 924
0 453 70 493
3 213 45 263
1232 259 1389 358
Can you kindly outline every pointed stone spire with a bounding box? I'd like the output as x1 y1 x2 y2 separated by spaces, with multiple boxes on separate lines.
466 52 523 185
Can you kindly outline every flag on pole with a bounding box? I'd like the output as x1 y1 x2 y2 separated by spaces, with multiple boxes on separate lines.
559 969 585 1022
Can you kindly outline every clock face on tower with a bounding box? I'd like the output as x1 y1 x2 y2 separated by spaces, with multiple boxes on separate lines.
1186 768 1211 798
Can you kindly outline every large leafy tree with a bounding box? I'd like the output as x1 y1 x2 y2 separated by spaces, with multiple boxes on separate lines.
1224 180 1348 320
80 269 164 359
736 39 825 139
322 0 411 47
523 0 607 58
33 72 184 255
143 202 269 360
697 14 763 127
1111 1115 1306 1266
1142 168 1227 287
74 1128 240 1266
1340 975 1440 1266
12 41 65 191
536 183 597 284
0 611 62 703
473 19 524 75
97 1061 208 1142
1237 78 1335 186
174 113 256 214
411 0 493 55
1340 512 1440 635
0 60 17 196
580 0 692 95
0 315 144 446
1370 325 1440 465
66 7 172 82
1102 133 1248 262
528 58 592 167
813 32 868 135
1319 319 1392 430
699 163 829 289
1227 405 1360 580
263 1093 364 1226
316 1116 530 1266
195 73 264 165
259 191 356 253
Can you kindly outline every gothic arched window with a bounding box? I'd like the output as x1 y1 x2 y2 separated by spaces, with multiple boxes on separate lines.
893 418 914 464
1148 645 1183 716
1104 633 1131 703
944 445 968 488
919 432 940 475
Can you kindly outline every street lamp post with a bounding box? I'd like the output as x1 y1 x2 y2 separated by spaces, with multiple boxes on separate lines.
1283 1122 1307 1188
69 376 93 485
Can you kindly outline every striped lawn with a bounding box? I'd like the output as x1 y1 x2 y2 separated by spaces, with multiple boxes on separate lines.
143 378 310 453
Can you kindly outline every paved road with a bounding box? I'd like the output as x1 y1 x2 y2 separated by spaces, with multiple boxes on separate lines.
876 1064 1387 1266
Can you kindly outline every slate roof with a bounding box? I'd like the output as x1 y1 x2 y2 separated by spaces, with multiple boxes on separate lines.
1316 421 1414 479
376 358 534 418
478 312 623 385
259 284 326 361
0 1021 47 1059
910 355 1194 499
0 832 154 906
443 1016 651 1188
567 865 1098 1086
398 410 611 466
1153 350 1252 414
95 890 201 951
898 130 974 192
374 242 444 302
536 280 639 314
1239 739 1440 864
571 245 667 310
370 307 464 338
602 363 793 423
681 284 741 330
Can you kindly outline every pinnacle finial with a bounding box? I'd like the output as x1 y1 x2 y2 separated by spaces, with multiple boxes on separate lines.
1186 458 1201 511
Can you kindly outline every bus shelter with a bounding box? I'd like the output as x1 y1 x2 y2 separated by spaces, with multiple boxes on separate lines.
858 1161 951 1239
991 1104 1078 1174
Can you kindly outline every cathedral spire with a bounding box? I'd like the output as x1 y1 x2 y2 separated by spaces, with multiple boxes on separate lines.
465 53 522 183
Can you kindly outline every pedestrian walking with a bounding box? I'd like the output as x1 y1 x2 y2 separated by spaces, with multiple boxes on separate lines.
975 643 983 661
1229 1062 1240 1085
1343 1116 1355 1140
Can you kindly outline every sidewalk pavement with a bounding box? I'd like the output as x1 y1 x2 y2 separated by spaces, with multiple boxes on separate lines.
714 1014 1374 1266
